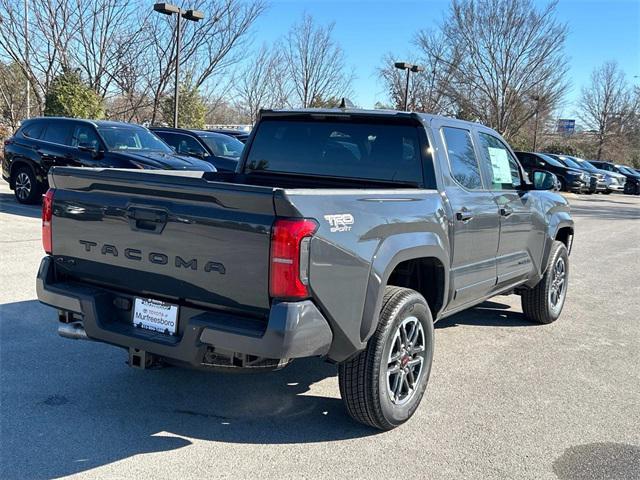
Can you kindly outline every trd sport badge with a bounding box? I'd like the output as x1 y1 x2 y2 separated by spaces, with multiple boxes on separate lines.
324 213 354 232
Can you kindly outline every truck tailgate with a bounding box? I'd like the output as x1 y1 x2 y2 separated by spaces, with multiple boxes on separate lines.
49 168 277 316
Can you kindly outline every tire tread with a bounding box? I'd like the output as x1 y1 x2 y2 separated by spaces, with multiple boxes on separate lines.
339 286 430 430
521 241 568 324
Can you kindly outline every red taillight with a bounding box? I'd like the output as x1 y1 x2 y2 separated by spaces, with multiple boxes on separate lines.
269 218 318 299
42 189 55 254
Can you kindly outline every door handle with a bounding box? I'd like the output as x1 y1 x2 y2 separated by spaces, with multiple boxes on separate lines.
500 206 514 217
455 208 473 222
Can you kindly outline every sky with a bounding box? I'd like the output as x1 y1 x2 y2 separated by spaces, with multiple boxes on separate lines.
252 0 640 117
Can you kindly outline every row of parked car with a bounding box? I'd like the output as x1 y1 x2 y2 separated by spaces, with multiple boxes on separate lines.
515 151 640 196
2 117 249 203
3 116 640 204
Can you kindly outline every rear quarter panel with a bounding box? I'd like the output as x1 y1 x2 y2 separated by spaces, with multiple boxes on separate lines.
281 189 449 361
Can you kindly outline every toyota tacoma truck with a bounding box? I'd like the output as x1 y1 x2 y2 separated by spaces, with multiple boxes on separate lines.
36 109 574 430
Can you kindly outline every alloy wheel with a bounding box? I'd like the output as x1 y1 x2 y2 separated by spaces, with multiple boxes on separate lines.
15 172 32 201
549 257 567 310
386 316 426 405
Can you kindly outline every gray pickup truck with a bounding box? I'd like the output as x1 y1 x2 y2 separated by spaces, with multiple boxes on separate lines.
37 109 574 430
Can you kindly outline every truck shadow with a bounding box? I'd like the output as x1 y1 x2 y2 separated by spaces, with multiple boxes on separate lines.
0 192 42 219
1 300 375 480
436 300 538 328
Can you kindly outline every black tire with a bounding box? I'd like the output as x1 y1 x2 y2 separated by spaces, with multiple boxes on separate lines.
338 286 434 430
521 241 569 324
602 190 611 195
558 177 567 192
12 165 42 204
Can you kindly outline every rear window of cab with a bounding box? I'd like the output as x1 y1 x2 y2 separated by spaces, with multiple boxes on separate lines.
245 117 434 187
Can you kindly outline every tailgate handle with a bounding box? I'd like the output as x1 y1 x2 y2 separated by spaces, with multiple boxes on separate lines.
127 208 167 233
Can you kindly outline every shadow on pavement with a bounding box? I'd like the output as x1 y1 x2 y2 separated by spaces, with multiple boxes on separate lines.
553 442 640 480
436 300 539 328
571 204 640 220
0 193 41 219
0 300 376 480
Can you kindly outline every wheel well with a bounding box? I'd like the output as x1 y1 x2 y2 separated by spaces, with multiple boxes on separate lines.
555 227 573 248
9 159 37 187
387 257 445 318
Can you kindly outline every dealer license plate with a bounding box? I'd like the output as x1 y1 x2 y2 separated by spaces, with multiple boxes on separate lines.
132 298 179 335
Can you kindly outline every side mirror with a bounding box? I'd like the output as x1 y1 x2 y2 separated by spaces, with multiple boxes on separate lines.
78 142 101 158
532 170 558 190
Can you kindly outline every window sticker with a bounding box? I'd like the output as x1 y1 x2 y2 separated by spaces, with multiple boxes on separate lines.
488 147 512 184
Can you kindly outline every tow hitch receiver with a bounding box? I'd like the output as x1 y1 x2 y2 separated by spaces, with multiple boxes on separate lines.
128 348 160 369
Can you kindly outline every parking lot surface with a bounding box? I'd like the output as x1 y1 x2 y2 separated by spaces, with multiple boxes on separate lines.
1 180 639 480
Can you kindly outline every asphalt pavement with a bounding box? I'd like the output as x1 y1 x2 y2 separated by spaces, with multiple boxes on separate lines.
1 180 639 480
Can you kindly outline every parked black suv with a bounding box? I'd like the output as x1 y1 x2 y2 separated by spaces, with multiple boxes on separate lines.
548 154 604 194
590 161 640 195
207 128 250 143
2 118 215 203
515 151 589 193
150 127 244 171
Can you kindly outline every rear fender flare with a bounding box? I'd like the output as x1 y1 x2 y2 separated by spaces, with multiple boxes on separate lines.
360 232 449 343
539 212 574 278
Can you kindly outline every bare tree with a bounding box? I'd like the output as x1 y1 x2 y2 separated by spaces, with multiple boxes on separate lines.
69 0 147 100
382 0 569 140
0 61 37 129
283 14 352 108
578 61 632 160
0 0 81 114
145 0 266 124
0 0 265 123
378 44 460 114
234 45 289 123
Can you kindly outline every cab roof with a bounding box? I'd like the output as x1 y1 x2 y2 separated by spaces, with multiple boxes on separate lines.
25 117 145 129
259 108 484 131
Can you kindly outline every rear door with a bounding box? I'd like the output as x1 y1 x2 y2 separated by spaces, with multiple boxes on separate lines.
475 130 538 287
39 120 76 168
433 121 500 311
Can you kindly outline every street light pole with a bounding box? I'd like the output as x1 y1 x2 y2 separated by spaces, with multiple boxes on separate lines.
394 62 424 111
153 3 204 128
173 12 181 128
25 0 29 118
531 94 540 151
403 68 411 111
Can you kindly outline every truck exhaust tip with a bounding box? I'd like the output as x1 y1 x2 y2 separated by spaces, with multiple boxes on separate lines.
58 322 90 341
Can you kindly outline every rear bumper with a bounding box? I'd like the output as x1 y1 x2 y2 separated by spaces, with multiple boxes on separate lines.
36 256 333 370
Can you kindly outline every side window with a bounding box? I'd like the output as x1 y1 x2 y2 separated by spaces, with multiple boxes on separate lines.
516 153 532 167
71 124 101 149
441 127 483 190
157 132 205 156
154 131 178 149
22 122 45 139
477 132 522 190
176 135 206 156
42 122 72 145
